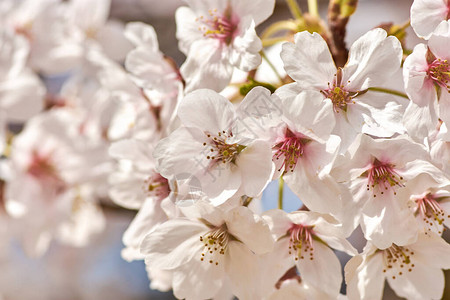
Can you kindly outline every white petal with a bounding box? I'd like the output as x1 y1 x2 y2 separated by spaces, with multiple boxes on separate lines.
178 89 237 134
235 140 274 197
225 206 274 254
281 31 335 90
141 218 205 270
411 0 448 39
296 241 342 297
345 29 402 90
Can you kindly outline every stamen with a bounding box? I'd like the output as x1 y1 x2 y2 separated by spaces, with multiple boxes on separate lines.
364 158 404 197
273 128 311 173
413 192 449 235
199 224 230 266
427 58 450 92
320 68 360 112
382 244 415 278
287 224 315 261
203 131 246 166
27 150 66 195
196 5 238 45
142 172 170 200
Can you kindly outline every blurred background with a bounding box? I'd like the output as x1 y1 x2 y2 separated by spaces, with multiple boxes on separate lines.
2 0 449 299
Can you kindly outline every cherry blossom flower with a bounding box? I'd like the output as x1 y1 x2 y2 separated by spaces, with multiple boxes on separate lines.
407 183 450 235
4 111 104 256
154 88 274 204
331 134 448 248
345 232 450 300
175 0 275 92
263 209 356 298
141 201 274 299
238 87 342 216
404 20 450 130
411 0 450 39
280 29 405 151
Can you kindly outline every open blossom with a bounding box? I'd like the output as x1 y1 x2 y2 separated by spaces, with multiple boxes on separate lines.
4 111 104 256
240 87 342 216
154 88 274 204
263 209 356 298
331 134 448 248
176 0 275 92
404 21 450 132
411 0 450 39
345 232 450 300
280 29 405 151
141 201 274 300
268 279 347 300
407 183 450 235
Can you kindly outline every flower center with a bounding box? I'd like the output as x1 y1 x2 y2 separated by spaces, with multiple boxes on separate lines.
287 224 315 261
320 68 359 112
427 58 450 92
273 128 311 173
197 6 238 45
199 223 230 266
203 131 246 165
364 158 403 197
143 172 170 201
27 150 66 195
413 192 449 234
382 244 415 279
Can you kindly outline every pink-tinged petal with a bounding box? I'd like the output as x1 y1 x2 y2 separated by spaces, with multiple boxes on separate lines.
172 259 225 300
235 140 273 197
141 218 206 270
345 29 402 90
124 22 159 49
178 89 237 134
225 206 274 254
225 241 265 299
281 31 335 90
230 0 275 25
71 0 110 30
411 0 448 39
361 194 419 249
387 263 445 300
412 233 450 269
345 252 385 300
180 39 234 93
122 198 167 262
296 241 342 297
403 43 437 107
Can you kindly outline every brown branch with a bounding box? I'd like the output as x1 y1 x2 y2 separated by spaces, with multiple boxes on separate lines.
327 0 358 68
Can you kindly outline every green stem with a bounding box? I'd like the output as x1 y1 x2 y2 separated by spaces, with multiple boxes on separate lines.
367 87 409 99
307 0 319 17
262 36 288 47
285 0 303 20
278 176 284 210
261 50 283 83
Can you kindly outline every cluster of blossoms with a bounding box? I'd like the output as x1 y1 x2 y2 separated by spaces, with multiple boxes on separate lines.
1 0 450 299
